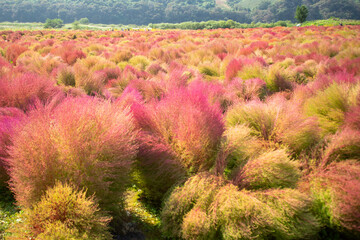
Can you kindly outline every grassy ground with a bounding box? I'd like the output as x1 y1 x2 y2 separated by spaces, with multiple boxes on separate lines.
0 186 19 239
0 22 148 31
1 18 359 31
301 18 360 26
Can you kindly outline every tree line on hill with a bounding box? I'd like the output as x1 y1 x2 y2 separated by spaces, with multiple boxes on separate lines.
0 0 359 25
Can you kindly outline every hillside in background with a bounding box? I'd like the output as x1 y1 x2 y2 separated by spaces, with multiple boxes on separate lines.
0 0 359 25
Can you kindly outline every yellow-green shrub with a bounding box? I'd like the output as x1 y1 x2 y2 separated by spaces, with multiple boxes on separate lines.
254 189 320 239
210 185 274 240
7 182 111 240
237 149 300 190
161 173 225 238
305 83 353 135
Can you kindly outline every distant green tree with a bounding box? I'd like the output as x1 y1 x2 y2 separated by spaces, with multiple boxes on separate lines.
295 5 309 23
79 17 89 24
44 18 64 28
72 20 80 29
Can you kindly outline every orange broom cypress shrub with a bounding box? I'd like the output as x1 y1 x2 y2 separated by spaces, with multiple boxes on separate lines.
5 44 27 65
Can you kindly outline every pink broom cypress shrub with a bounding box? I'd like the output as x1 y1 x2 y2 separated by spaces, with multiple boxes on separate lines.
345 105 360 130
7 97 138 216
127 78 165 102
132 87 224 201
311 71 358 92
132 101 185 202
151 87 224 172
0 72 60 111
120 65 149 83
188 80 226 107
341 58 360 76
164 62 192 90
322 128 360 166
310 160 360 233
225 58 243 82
0 108 24 186
0 56 12 69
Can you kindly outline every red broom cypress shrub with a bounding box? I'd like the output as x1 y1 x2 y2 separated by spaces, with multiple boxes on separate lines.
60 45 86 65
7 97 138 215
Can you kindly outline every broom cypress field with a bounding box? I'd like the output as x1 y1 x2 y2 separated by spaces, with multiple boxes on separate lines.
0 25 360 239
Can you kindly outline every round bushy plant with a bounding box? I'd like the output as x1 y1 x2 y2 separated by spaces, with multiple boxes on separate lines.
254 189 320 239
133 87 224 202
322 128 360 165
223 125 263 178
236 149 300 189
310 160 360 233
161 173 225 238
7 97 138 217
7 182 111 239
304 83 355 136
210 185 274 240
181 207 216 240
0 108 24 186
225 97 320 155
